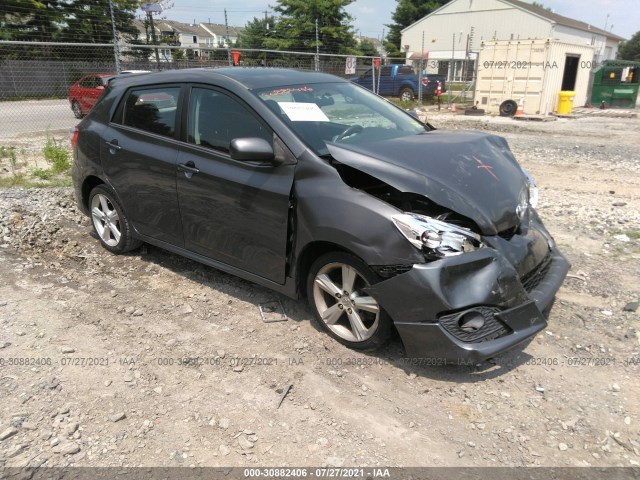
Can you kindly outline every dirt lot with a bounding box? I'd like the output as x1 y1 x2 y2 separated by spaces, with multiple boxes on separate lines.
0 112 639 470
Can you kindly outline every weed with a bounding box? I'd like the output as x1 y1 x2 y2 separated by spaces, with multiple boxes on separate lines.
43 135 71 173
8 147 17 174
32 168 53 180
0 172 26 188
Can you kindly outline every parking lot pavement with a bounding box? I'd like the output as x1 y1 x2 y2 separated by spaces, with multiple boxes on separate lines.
0 99 78 139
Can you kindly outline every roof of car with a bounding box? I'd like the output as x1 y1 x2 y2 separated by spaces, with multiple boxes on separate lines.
108 68 347 90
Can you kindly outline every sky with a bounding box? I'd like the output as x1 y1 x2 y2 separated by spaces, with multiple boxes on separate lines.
156 0 637 42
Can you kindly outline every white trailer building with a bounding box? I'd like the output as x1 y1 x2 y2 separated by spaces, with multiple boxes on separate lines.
401 0 624 82
475 38 596 115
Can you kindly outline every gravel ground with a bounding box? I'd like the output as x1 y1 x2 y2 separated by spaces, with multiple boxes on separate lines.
0 113 639 470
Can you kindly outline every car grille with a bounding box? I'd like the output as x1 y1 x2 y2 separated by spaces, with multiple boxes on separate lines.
521 252 553 293
439 307 511 343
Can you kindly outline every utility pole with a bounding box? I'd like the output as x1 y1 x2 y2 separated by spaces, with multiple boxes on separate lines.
264 10 268 66
448 32 455 108
141 1 163 68
148 11 161 68
224 8 232 66
108 0 121 72
418 31 424 104
315 18 320 72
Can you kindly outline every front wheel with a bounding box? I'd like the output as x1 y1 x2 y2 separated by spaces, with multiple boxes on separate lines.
307 252 392 351
89 185 142 254
72 100 83 119
399 87 415 102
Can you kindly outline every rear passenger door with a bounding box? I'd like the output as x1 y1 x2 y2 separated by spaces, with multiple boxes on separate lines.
102 84 185 246
176 86 295 284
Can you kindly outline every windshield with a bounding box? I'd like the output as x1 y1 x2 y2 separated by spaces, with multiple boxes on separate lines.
253 82 427 156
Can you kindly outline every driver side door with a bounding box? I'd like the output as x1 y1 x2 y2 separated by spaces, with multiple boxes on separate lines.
176 86 296 284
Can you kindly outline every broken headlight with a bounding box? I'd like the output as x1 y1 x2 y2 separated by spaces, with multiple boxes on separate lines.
521 168 539 208
392 213 484 259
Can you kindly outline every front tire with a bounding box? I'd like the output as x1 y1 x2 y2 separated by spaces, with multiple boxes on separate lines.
89 185 141 254
399 87 415 102
72 100 83 119
307 252 392 351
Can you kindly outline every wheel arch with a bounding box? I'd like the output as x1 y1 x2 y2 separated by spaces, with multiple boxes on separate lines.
398 83 416 96
81 175 105 210
295 240 355 299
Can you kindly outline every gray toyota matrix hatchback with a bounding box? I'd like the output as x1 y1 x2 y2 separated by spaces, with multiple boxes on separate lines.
72 68 570 362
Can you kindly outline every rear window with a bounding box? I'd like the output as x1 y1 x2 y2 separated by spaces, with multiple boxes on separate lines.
120 87 180 137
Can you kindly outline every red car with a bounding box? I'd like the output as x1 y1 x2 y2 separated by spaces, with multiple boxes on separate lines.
68 73 114 119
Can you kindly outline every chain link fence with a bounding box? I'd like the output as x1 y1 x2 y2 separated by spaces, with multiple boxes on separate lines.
0 41 417 139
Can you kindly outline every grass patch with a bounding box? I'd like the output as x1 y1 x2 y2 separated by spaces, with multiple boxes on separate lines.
0 146 18 174
43 135 71 173
613 229 640 240
32 168 54 180
0 175 72 189
0 136 72 190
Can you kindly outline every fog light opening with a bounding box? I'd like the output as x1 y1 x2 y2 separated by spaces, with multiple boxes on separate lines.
458 311 486 333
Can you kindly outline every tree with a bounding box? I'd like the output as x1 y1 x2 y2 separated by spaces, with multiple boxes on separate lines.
0 0 65 42
357 38 379 57
618 30 640 62
267 0 358 55
532 1 552 11
238 15 277 50
385 0 450 58
60 0 139 44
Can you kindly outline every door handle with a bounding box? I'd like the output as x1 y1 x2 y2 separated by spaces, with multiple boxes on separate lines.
105 140 121 153
178 161 200 178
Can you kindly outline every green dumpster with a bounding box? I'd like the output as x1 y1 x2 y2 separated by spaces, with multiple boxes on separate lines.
591 60 639 108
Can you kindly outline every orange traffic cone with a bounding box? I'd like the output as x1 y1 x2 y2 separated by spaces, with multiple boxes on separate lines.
451 103 456 113
515 98 525 116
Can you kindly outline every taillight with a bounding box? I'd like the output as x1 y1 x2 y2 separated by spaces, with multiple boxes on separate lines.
421 77 430 86
70 127 79 149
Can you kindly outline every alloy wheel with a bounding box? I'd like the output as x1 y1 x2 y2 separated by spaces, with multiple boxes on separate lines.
91 193 121 247
312 262 380 342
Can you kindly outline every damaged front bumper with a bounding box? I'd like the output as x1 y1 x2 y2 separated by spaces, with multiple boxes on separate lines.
367 243 570 363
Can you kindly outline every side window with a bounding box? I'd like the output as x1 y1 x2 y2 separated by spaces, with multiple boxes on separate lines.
380 66 392 77
79 77 93 88
398 66 414 76
122 87 180 137
187 87 272 153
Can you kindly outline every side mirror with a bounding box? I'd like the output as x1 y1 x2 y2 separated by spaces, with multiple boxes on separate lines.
230 138 278 165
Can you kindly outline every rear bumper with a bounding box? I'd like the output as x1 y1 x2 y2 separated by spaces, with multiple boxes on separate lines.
367 247 570 363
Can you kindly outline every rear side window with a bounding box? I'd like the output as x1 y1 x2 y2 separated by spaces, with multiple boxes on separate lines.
122 87 180 137
398 66 414 76
79 76 99 88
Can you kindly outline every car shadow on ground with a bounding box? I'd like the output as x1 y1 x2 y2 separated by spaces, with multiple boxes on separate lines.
112 240 539 384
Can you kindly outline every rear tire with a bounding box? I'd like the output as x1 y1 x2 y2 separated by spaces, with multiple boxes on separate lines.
72 100 83 119
307 252 392 351
89 185 142 254
399 87 415 102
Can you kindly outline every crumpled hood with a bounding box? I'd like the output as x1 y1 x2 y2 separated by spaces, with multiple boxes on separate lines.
327 130 528 235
